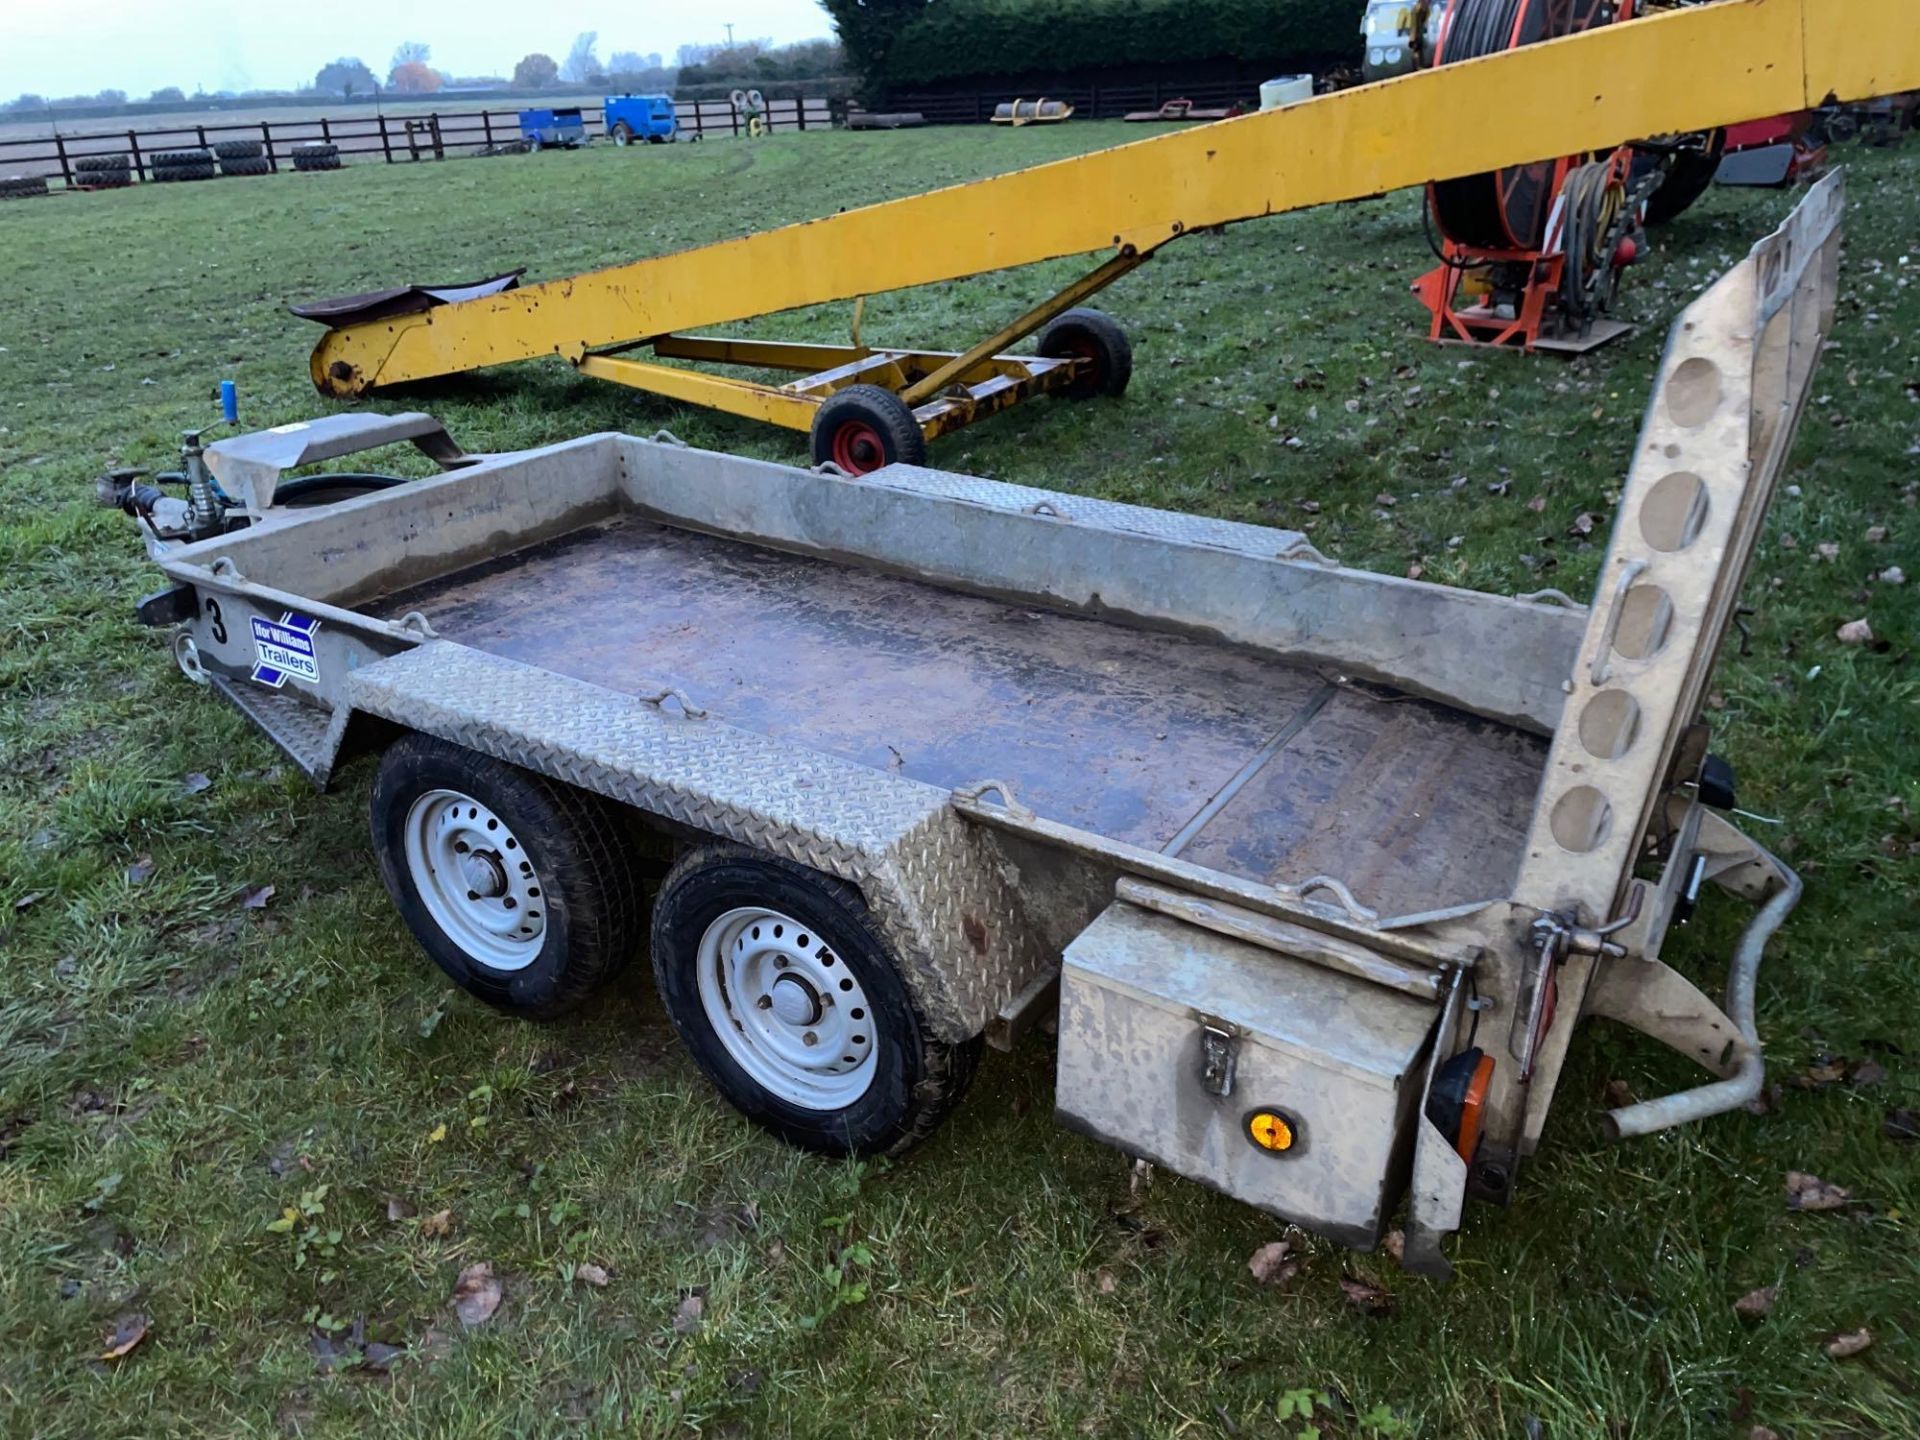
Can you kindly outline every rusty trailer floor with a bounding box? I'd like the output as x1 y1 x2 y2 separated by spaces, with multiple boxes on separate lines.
372 517 1547 918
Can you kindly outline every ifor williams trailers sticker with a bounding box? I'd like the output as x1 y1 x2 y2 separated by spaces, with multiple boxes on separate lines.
250 612 321 688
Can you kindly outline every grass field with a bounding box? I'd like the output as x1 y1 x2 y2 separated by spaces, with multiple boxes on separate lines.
1 125 1916 1439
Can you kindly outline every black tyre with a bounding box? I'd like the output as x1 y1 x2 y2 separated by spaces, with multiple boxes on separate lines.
371 734 645 1019
1643 131 1726 227
212 139 264 160
75 153 130 173
610 122 634 146
647 133 668 145
0 176 49 199
292 141 338 159
1037 307 1133 399
809 384 927 475
220 155 272 177
152 148 212 168
155 162 216 183
79 171 132 189
651 845 982 1157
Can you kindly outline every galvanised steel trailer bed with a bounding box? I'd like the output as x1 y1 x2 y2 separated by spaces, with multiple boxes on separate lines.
114 177 1842 1275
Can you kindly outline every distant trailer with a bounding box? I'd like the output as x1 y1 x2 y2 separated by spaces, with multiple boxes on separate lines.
1123 98 1248 123
604 94 678 146
518 108 588 150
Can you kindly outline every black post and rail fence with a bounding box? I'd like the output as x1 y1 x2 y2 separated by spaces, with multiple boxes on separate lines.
0 97 835 188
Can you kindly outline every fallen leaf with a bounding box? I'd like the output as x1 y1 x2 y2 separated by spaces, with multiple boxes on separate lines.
360 1341 405 1374
1094 1266 1118 1294
420 1209 454 1238
1785 1171 1851 1212
125 857 156 885
1247 1240 1300 1287
671 1292 705 1335
1836 618 1874 645
1814 541 1840 562
573 1262 610 1288
182 772 212 795
1603 1078 1637 1108
1826 1327 1873 1359
1849 1059 1886 1088
385 1196 416 1222
13 891 47 911
1339 1273 1397 1316
1526 496 1547 513
1733 1285 1777 1320
1865 525 1888 543
1381 1229 1406 1264
1569 512 1597 537
100 1313 149 1360
1748 1428 1781 1440
239 884 275 911
1878 566 1906 585
1884 1108 1920 1144
451 1262 502 1327
1374 492 1397 508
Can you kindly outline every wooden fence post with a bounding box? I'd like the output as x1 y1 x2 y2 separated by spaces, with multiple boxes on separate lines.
195 124 209 150
431 114 444 160
380 115 393 163
482 111 494 148
320 116 332 143
261 120 276 170
53 133 73 188
127 129 144 181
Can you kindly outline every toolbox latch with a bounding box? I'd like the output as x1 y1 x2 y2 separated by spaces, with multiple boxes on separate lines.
1198 1018 1238 1098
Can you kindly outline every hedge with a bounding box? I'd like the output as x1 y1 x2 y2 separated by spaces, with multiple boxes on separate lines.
827 0 1362 91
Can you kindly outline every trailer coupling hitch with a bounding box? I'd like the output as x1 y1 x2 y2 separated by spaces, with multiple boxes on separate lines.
1512 890 1644 1082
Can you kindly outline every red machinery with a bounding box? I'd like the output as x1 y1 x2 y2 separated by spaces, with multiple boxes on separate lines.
1411 0 1658 353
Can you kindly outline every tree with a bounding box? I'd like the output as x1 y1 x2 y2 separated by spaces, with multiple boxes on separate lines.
820 0 929 87
391 41 431 71
147 86 186 103
388 62 442 94
314 58 377 98
512 53 560 88
3 94 47 113
94 89 128 105
561 32 601 84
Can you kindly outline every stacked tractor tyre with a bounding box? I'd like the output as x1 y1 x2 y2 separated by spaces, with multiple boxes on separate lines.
292 142 342 173
74 154 133 189
0 174 50 200
152 148 216 183
214 139 272 177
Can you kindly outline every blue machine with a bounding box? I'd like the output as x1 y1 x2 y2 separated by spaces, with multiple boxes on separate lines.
603 94 678 145
518 108 588 150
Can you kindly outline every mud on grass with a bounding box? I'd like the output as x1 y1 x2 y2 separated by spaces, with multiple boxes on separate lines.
1 126 1917 1438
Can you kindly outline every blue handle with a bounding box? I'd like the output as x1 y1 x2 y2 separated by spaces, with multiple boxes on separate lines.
219 379 238 424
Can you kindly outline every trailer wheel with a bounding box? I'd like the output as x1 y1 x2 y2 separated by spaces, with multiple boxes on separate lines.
611 123 634 146
1038 308 1133 399
371 734 644 1019
651 845 982 1157
810 385 927 476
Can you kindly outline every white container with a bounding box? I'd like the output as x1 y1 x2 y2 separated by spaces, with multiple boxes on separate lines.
1259 74 1314 110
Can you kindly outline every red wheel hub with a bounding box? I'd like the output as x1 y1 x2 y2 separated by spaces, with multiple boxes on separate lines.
830 419 887 475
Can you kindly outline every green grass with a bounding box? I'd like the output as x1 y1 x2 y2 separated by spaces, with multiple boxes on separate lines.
2 126 1917 1439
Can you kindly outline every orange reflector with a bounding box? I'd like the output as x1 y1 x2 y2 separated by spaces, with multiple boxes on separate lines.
1455 1053 1497 1163
1246 1110 1296 1153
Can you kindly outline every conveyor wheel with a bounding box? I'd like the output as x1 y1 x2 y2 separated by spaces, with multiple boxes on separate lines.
811 384 928 475
1038 307 1134 399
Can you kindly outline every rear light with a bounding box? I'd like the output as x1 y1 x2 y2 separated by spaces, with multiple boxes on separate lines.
1426 1048 1497 1162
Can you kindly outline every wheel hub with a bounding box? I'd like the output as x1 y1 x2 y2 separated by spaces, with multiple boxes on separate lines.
401 789 547 971
695 904 878 1109
459 851 507 898
768 972 824 1026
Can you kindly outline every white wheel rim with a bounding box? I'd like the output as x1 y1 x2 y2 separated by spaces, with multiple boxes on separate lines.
695 906 878 1110
402 789 547 971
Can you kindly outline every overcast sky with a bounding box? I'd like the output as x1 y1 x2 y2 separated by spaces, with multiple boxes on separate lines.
1 0 836 98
